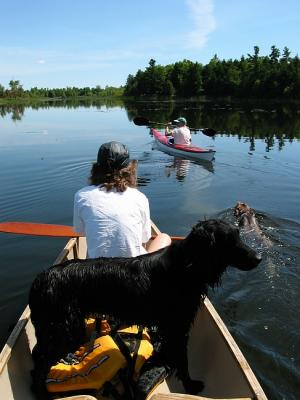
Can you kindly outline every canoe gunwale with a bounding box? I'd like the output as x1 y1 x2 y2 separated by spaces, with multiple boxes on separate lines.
0 306 31 375
202 298 267 400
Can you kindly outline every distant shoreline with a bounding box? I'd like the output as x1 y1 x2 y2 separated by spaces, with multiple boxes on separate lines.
1 95 300 106
0 95 124 105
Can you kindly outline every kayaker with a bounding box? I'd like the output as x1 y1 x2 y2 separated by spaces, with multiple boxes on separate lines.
165 117 192 145
73 141 171 258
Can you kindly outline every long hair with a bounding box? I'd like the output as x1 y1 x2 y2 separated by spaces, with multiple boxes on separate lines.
89 160 138 192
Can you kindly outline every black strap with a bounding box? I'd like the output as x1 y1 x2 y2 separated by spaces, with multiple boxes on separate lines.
130 326 143 376
114 333 134 369
113 326 144 400
114 326 143 374
113 331 136 399
96 318 102 333
119 368 135 400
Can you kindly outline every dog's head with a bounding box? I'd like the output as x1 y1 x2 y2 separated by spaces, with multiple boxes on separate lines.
234 201 253 217
189 219 262 273
234 202 256 227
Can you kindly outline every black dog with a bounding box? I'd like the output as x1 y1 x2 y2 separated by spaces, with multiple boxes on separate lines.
29 219 262 398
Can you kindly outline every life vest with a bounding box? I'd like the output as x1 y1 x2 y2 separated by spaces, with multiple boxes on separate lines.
46 322 160 397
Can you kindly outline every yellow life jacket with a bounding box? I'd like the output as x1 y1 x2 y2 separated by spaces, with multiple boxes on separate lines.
46 324 153 394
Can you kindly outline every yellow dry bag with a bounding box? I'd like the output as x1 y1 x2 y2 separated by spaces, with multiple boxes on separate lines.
46 325 153 394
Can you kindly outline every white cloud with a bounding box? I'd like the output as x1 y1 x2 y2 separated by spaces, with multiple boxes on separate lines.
37 59 46 64
186 0 216 48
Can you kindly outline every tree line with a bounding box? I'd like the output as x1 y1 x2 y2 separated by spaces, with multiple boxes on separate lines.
0 81 124 100
124 46 300 98
1 45 300 100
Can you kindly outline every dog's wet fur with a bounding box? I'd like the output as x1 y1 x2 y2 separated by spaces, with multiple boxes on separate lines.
29 218 262 399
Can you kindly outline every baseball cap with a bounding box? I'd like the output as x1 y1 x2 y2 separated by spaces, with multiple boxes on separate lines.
97 141 130 170
173 117 187 125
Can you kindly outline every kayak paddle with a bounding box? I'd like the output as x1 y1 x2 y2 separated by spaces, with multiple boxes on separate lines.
0 221 184 241
133 116 216 137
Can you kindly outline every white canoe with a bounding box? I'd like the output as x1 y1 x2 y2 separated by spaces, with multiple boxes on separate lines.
0 224 267 400
152 129 215 162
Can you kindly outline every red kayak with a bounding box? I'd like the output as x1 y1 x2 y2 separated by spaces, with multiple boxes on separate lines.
151 128 215 161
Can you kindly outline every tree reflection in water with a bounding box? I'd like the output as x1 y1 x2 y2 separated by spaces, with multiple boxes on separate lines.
2 98 300 153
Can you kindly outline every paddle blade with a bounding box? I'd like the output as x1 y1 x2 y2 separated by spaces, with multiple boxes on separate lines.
201 128 217 137
133 117 150 126
0 222 82 237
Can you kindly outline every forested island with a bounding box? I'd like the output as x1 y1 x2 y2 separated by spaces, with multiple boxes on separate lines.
1 45 300 103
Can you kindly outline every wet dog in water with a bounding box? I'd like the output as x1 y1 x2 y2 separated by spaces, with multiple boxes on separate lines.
234 202 271 247
234 202 259 230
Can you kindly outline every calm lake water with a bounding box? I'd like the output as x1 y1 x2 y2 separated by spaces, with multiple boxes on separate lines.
0 99 299 400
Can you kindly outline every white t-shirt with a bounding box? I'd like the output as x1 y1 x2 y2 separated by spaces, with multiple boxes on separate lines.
73 185 151 258
172 126 191 145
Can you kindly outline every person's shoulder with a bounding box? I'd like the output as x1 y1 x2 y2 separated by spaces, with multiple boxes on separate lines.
126 187 144 195
75 185 98 197
126 187 149 201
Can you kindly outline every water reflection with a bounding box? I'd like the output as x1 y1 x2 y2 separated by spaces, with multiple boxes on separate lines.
137 176 151 187
0 104 25 121
0 97 123 122
164 156 214 182
165 157 191 182
1 98 300 153
124 98 300 152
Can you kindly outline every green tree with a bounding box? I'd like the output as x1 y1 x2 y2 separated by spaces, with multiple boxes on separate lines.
269 45 280 63
148 59 156 68
281 47 291 63
0 84 5 97
9 80 21 91
247 45 260 62
8 79 24 97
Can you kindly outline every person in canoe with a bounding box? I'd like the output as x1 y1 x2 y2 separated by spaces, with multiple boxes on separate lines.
165 116 192 145
73 141 171 258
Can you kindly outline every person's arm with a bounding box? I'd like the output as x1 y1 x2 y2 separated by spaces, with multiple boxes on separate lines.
140 196 171 252
141 197 152 247
73 192 85 235
187 127 192 143
165 123 173 136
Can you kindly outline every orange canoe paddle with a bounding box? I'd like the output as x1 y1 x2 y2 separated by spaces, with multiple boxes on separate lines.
0 222 82 237
0 221 184 241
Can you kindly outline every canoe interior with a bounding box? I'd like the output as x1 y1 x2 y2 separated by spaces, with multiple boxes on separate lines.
0 231 267 400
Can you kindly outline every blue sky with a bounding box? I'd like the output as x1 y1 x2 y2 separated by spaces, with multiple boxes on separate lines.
1 0 300 89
